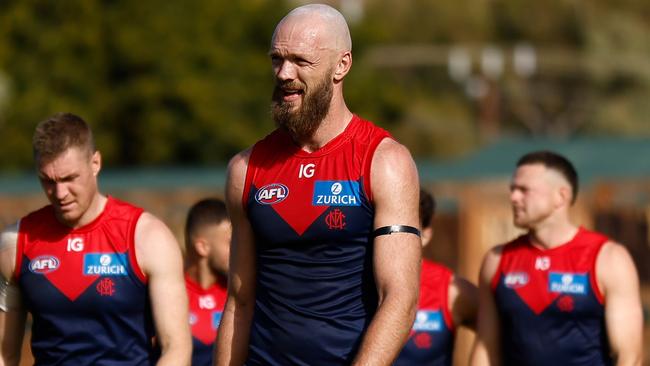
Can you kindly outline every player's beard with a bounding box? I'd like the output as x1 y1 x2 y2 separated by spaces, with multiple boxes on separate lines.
271 71 333 141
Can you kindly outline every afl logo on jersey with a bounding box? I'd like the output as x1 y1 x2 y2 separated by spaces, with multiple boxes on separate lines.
255 183 289 205
504 272 529 288
29 255 60 274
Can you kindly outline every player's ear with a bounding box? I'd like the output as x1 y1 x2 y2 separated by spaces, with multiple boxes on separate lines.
333 51 352 82
557 185 571 207
91 151 101 176
421 227 434 248
194 238 210 257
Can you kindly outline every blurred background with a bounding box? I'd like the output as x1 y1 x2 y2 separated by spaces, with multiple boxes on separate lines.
0 0 648 364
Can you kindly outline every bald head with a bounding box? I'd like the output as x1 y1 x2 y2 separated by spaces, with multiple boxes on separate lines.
273 4 352 53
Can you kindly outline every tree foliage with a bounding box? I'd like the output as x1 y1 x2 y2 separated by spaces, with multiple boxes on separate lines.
0 0 647 170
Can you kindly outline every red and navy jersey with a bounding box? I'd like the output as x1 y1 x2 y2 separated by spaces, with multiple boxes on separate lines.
15 196 159 365
186 274 227 366
491 227 612 366
395 260 454 366
242 115 391 365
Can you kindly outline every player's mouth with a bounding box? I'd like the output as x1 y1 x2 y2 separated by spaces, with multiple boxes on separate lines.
280 88 304 102
57 201 75 211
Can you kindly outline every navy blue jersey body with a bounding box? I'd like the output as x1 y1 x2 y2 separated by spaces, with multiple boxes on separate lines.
492 228 612 366
394 260 454 366
16 197 159 366
243 116 390 365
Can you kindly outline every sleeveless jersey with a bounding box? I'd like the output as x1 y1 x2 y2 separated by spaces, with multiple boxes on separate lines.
242 115 391 365
395 260 454 366
491 227 611 366
186 274 228 366
15 196 159 365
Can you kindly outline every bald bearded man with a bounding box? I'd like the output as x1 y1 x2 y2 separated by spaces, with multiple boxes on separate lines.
215 4 421 366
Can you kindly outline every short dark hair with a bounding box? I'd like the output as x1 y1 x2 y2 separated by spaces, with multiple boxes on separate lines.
419 188 436 229
185 198 229 253
33 112 95 164
517 150 579 204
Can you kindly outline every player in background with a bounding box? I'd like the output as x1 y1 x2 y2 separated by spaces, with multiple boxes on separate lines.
394 188 477 366
183 198 230 366
0 112 191 366
471 150 643 366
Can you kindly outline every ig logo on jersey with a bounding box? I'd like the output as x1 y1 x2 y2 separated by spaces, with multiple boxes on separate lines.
67 237 84 252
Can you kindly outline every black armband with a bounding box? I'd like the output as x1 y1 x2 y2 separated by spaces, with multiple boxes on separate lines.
372 225 420 238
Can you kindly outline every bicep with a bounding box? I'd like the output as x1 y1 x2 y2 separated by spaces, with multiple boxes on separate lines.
471 249 502 365
0 309 27 364
598 243 643 358
450 276 479 330
0 224 18 282
224 151 256 303
135 215 189 344
0 225 22 313
370 140 421 296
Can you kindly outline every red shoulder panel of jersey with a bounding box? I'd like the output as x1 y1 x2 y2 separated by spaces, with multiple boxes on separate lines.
186 274 228 345
420 259 454 330
492 227 608 314
243 115 390 235
16 196 144 300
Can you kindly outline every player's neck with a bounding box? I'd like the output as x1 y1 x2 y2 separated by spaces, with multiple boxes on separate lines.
71 193 107 229
186 262 218 289
529 216 578 250
298 101 353 153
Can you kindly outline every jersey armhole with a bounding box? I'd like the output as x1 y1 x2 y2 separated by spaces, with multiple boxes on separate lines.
241 148 258 215
128 209 147 284
362 135 390 204
443 271 455 332
489 250 505 292
12 219 23 282
590 239 608 305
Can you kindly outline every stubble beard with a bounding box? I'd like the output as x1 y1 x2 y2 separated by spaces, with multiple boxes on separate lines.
271 73 333 141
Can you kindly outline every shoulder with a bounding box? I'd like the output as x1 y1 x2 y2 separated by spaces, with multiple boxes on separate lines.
450 275 478 297
134 213 178 256
371 139 418 182
0 222 19 280
479 244 505 283
350 116 391 140
595 240 640 300
134 212 182 275
227 148 252 177
14 204 53 232
369 139 419 218
596 240 637 278
0 222 18 249
225 148 253 205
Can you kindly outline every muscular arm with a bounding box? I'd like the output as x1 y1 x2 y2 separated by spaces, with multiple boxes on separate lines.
470 247 502 366
215 150 257 366
135 214 191 366
596 241 643 366
449 275 478 330
0 224 26 366
351 139 421 366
